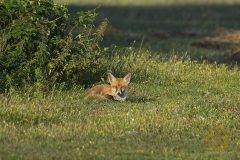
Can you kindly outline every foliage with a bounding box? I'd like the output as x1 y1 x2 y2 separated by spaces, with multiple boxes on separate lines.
0 0 107 94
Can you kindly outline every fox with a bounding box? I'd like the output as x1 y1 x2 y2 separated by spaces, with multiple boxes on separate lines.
85 73 131 101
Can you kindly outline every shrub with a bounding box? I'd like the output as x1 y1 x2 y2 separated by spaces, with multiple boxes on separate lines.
0 0 107 94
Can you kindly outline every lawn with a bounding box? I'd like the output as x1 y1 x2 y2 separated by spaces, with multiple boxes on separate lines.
1 0 240 159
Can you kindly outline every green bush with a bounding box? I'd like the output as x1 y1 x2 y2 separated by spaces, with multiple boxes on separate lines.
0 0 107 94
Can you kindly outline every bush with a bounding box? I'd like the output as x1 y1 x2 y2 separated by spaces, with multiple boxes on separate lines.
0 0 107 94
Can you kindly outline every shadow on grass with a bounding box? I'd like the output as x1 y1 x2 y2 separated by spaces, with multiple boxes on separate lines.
128 97 157 103
66 4 240 63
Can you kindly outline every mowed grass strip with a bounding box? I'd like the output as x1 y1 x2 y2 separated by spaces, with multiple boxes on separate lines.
54 0 240 6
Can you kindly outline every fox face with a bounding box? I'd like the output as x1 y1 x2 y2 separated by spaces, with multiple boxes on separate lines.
108 73 131 101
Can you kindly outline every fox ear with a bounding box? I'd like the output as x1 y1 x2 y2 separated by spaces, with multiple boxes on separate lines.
108 73 116 83
123 73 131 83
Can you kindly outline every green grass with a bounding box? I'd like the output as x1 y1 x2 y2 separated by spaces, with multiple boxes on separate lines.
0 52 240 159
1 0 240 159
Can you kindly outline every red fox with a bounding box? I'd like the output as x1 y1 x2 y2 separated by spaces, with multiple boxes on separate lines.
85 73 131 101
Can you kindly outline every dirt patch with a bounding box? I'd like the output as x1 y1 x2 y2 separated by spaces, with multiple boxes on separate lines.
224 49 240 61
191 28 240 62
191 29 240 49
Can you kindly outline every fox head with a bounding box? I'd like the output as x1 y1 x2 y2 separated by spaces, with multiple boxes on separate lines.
108 73 131 101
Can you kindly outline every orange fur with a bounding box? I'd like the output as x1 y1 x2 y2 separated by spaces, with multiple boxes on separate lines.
85 73 131 101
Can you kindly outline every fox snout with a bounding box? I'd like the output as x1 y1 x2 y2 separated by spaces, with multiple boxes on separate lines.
116 89 126 97
112 87 126 97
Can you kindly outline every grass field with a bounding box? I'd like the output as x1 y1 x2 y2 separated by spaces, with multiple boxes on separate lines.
1 0 240 159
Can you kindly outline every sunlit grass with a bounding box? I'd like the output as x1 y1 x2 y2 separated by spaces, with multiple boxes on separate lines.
0 49 239 159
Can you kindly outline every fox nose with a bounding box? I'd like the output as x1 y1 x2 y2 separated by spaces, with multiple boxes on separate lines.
117 92 122 96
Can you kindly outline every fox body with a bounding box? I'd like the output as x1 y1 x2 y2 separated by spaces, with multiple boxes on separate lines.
85 73 131 101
